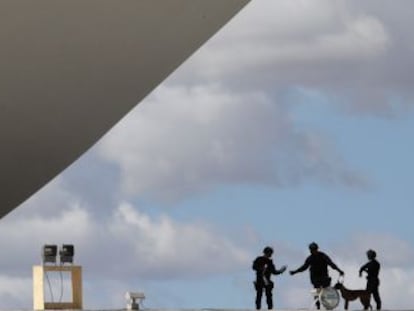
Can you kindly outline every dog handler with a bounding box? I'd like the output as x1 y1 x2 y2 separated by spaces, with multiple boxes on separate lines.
359 249 381 310
252 246 287 310
290 242 344 309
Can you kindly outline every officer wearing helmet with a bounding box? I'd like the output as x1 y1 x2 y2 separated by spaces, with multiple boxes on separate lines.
289 242 344 309
252 246 287 310
359 249 381 310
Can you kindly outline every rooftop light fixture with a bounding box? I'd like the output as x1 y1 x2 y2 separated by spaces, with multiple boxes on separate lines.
42 244 58 264
59 244 74 264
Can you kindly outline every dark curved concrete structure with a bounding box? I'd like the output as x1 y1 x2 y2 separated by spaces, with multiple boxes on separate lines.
0 0 250 219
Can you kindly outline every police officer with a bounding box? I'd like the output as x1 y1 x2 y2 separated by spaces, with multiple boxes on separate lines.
359 249 381 310
252 246 287 310
290 242 344 309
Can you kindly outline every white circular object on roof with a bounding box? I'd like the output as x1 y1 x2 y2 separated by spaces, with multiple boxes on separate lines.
319 286 340 310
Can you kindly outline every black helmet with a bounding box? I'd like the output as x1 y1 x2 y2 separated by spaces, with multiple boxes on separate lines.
367 249 376 260
309 242 319 251
263 246 273 255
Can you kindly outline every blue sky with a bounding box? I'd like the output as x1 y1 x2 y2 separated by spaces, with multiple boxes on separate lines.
1 0 414 309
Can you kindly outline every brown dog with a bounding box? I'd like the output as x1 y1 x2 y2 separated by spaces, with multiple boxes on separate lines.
334 282 372 310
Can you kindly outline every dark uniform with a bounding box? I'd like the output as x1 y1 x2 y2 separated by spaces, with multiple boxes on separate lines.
292 251 342 288
360 250 381 310
252 247 285 310
290 242 344 309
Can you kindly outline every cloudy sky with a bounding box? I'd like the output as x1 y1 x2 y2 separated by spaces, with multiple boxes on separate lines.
1 0 414 309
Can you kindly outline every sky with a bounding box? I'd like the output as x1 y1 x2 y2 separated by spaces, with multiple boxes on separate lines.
1 0 414 309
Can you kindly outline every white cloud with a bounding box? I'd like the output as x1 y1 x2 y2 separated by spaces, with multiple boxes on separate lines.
178 0 389 81
334 233 414 268
23 201 249 280
109 202 250 279
98 85 367 202
196 14 388 79
169 0 414 117
0 276 32 308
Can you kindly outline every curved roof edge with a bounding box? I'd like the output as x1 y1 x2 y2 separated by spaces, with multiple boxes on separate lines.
0 0 250 219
